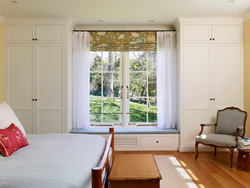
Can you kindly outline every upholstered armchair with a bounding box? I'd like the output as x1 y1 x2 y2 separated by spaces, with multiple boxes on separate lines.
195 107 247 167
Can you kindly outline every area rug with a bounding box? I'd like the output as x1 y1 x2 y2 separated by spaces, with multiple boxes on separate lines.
154 155 197 188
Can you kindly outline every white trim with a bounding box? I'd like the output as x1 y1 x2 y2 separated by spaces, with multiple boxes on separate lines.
75 24 174 31
242 9 250 22
4 17 70 24
0 14 5 22
177 17 243 24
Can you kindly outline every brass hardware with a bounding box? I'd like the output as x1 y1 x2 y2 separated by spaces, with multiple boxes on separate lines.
127 92 129 99
90 113 122 114
114 123 121 125
129 123 136 125
121 92 123 99
126 112 157 114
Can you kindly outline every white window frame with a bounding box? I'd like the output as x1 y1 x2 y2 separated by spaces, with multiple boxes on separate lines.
90 52 157 129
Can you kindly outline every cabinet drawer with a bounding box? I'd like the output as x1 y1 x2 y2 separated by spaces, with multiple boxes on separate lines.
140 136 175 147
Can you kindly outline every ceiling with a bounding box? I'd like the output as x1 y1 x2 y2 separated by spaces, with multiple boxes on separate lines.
0 0 250 26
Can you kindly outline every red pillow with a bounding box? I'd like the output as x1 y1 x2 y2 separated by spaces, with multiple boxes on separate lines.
0 123 29 157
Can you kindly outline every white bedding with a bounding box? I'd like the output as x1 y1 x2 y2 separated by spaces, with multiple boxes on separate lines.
0 134 107 188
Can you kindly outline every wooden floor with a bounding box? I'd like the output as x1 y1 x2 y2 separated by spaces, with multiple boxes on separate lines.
115 150 250 188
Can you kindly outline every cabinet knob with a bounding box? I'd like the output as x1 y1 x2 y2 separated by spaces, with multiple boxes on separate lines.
210 38 212 40
210 98 212 100
32 99 34 101
213 38 215 40
35 38 37 40
32 38 34 40
213 98 215 100
35 99 37 101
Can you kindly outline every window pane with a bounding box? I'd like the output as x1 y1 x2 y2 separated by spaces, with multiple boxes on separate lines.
90 114 101 123
103 73 120 97
149 98 157 122
129 97 147 122
90 73 101 96
129 72 147 97
90 52 102 71
103 52 120 71
90 98 101 113
148 51 157 71
103 99 120 113
103 114 120 123
148 72 157 97
129 52 147 71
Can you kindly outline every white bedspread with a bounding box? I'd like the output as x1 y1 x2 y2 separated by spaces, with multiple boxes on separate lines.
0 134 107 188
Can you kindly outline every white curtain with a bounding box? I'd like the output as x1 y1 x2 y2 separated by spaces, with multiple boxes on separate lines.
157 31 177 129
72 31 90 129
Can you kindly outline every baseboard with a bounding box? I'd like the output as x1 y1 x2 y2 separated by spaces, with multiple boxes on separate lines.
179 144 232 152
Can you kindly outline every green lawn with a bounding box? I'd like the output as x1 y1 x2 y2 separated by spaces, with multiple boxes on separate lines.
90 97 157 123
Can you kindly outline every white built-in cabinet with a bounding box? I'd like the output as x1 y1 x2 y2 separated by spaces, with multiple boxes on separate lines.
4 23 72 134
5 25 65 42
175 18 243 151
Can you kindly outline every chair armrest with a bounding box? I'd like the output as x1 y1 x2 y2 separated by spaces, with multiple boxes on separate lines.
235 126 245 142
198 123 215 135
203 123 215 127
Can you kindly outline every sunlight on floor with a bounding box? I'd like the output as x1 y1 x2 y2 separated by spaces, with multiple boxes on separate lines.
170 156 182 166
176 167 192 179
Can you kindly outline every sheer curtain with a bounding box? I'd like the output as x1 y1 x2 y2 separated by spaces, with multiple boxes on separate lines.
72 32 90 129
157 31 177 129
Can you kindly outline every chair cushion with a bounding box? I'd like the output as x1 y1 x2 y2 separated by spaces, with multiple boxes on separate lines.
196 134 237 147
216 109 246 136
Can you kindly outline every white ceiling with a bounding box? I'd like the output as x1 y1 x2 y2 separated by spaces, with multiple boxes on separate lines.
0 0 250 26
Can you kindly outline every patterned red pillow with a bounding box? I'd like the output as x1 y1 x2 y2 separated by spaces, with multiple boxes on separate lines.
0 123 29 157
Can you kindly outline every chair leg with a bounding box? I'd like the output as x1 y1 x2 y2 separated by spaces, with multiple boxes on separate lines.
195 142 199 160
214 147 217 156
229 148 234 168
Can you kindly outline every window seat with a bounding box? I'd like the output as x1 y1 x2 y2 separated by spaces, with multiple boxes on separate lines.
69 128 179 134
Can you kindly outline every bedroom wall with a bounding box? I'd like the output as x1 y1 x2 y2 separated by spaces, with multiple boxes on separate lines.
0 21 3 101
244 19 250 138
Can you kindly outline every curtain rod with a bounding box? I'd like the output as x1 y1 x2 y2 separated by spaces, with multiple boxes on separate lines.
73 30 176 32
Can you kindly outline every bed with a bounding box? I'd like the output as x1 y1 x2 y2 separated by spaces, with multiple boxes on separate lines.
0 102 114 188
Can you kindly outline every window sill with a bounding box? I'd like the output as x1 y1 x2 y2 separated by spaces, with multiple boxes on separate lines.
69 128 179 134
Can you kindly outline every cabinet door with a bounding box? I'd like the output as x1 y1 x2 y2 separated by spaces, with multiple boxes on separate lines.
183 44 213 145
212 26 241 42
183 25 211 41
35 25 65 41
212 44 243 116
36 44 65 134
5 44 36 134
5 25 35 41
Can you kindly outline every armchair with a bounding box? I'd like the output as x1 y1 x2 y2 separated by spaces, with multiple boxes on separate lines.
195 107 247 167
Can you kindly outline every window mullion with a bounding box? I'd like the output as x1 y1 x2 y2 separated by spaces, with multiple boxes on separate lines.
122 52 129 127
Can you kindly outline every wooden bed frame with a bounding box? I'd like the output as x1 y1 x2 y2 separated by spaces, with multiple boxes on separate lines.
92 128 114 188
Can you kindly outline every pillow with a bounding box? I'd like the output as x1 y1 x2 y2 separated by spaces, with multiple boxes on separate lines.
0 123 29 157
0 101 26 136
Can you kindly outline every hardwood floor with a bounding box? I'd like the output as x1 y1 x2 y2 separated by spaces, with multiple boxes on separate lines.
115 151 250 188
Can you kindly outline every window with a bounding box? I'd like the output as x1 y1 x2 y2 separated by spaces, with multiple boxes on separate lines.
90 51 157 127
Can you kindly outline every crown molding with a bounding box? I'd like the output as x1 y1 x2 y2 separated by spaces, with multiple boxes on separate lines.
0 14 5 22
4 17 70 24
75 24 174 31
177 16 243 24
242 8 250 22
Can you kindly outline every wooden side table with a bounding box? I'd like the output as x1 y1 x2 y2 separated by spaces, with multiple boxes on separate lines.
108 154 162 188
237 149 250 172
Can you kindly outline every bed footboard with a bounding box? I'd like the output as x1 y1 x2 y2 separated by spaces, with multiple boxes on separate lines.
92 128 114 188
